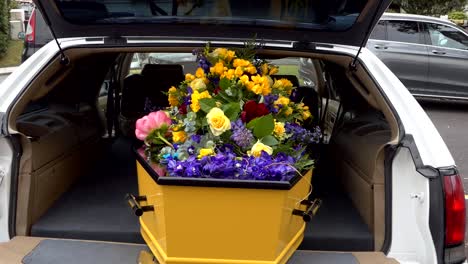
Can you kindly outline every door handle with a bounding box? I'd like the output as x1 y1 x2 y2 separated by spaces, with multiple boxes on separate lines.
374 45 388 50
431 50 446 55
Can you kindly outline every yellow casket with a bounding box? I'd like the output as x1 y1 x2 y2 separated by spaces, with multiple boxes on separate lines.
130 149 316 264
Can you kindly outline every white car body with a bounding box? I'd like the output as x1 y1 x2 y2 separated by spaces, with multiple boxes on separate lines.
0 37 458 264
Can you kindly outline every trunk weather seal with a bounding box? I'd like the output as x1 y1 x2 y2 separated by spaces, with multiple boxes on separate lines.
7 134 21 238
400 134 439 178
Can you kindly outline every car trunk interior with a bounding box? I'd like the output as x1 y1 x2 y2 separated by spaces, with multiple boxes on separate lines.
4 46 399 262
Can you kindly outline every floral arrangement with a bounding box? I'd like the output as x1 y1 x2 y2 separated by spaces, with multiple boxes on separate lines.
135 44 321 181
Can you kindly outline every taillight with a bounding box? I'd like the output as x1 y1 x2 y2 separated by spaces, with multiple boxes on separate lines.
25 9 36 43
443 174 465 246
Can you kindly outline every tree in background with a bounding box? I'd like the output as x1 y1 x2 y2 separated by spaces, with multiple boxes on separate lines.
0 0 10 56
392 0 466 16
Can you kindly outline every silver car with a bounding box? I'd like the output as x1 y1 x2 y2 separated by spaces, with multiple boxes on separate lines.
368 13 468 101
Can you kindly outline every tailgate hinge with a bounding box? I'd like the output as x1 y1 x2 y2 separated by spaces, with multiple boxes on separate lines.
34 1 69 65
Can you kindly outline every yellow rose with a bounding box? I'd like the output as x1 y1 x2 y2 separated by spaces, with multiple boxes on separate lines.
250 140 273 157
195 67 205 78
185 73 195 82
172 130 187 143
206 107 231 136
198 148 214 159
273 121 285 139
190 78 207 90
190 90 211 112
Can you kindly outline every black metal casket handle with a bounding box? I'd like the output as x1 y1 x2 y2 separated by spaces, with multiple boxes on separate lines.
292 198 322 222
125 194 154 217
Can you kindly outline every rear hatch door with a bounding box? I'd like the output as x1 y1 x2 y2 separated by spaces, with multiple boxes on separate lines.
33 0 391 47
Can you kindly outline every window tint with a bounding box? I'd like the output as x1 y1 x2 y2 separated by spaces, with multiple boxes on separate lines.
387 21 422 44
54 0 368 31
426 23 468 50
370 20 386 40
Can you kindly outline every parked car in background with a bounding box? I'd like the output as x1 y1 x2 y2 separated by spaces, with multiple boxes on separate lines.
367 13 468 101
21 7 53 62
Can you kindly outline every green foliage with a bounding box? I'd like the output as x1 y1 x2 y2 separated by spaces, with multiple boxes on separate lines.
449 11 467 20
247 114 274 139
392 0 466 16
261 135 279 146
221 102 241 121
9 0 18 9
0 0 10 56
234 36 264 61
198 98 217 113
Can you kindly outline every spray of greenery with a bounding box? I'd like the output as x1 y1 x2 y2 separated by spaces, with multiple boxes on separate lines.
0 0 10 56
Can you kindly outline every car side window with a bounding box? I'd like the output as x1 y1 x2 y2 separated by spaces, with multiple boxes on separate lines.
369 21 386 40
386 20 422 44
426 23 468 50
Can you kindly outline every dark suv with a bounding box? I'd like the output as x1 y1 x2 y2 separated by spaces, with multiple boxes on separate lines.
21 7 53 62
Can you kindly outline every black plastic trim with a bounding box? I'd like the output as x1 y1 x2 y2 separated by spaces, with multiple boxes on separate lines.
133 146 302 190
381 145 396 253
400 134 439 178
429 171 445 264
6 134 22 238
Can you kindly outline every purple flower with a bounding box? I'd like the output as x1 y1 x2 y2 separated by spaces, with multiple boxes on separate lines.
191 134 201 144
165 150 298 181
263 94 279 114
230 119 254 149
285 123 321 144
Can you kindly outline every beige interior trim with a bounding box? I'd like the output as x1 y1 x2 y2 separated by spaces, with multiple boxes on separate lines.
352 252 399 264
0 236 43 264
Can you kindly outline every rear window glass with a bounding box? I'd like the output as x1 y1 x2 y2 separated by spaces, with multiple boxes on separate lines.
369 20 386 40
128 53 311 87
53 0 369 31
387 20 422 44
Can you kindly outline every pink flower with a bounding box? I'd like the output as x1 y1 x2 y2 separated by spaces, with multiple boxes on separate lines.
135 111 172 141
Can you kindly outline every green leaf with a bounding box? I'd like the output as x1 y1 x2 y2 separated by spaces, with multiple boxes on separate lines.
261 135 279 146
199 98 217 113
222 102 241 121
247 114 274 139
219 78 231 90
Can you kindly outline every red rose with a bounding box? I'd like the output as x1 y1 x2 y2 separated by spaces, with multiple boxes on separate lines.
241 100 270 123
179 103 187 115
213 86 221 95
